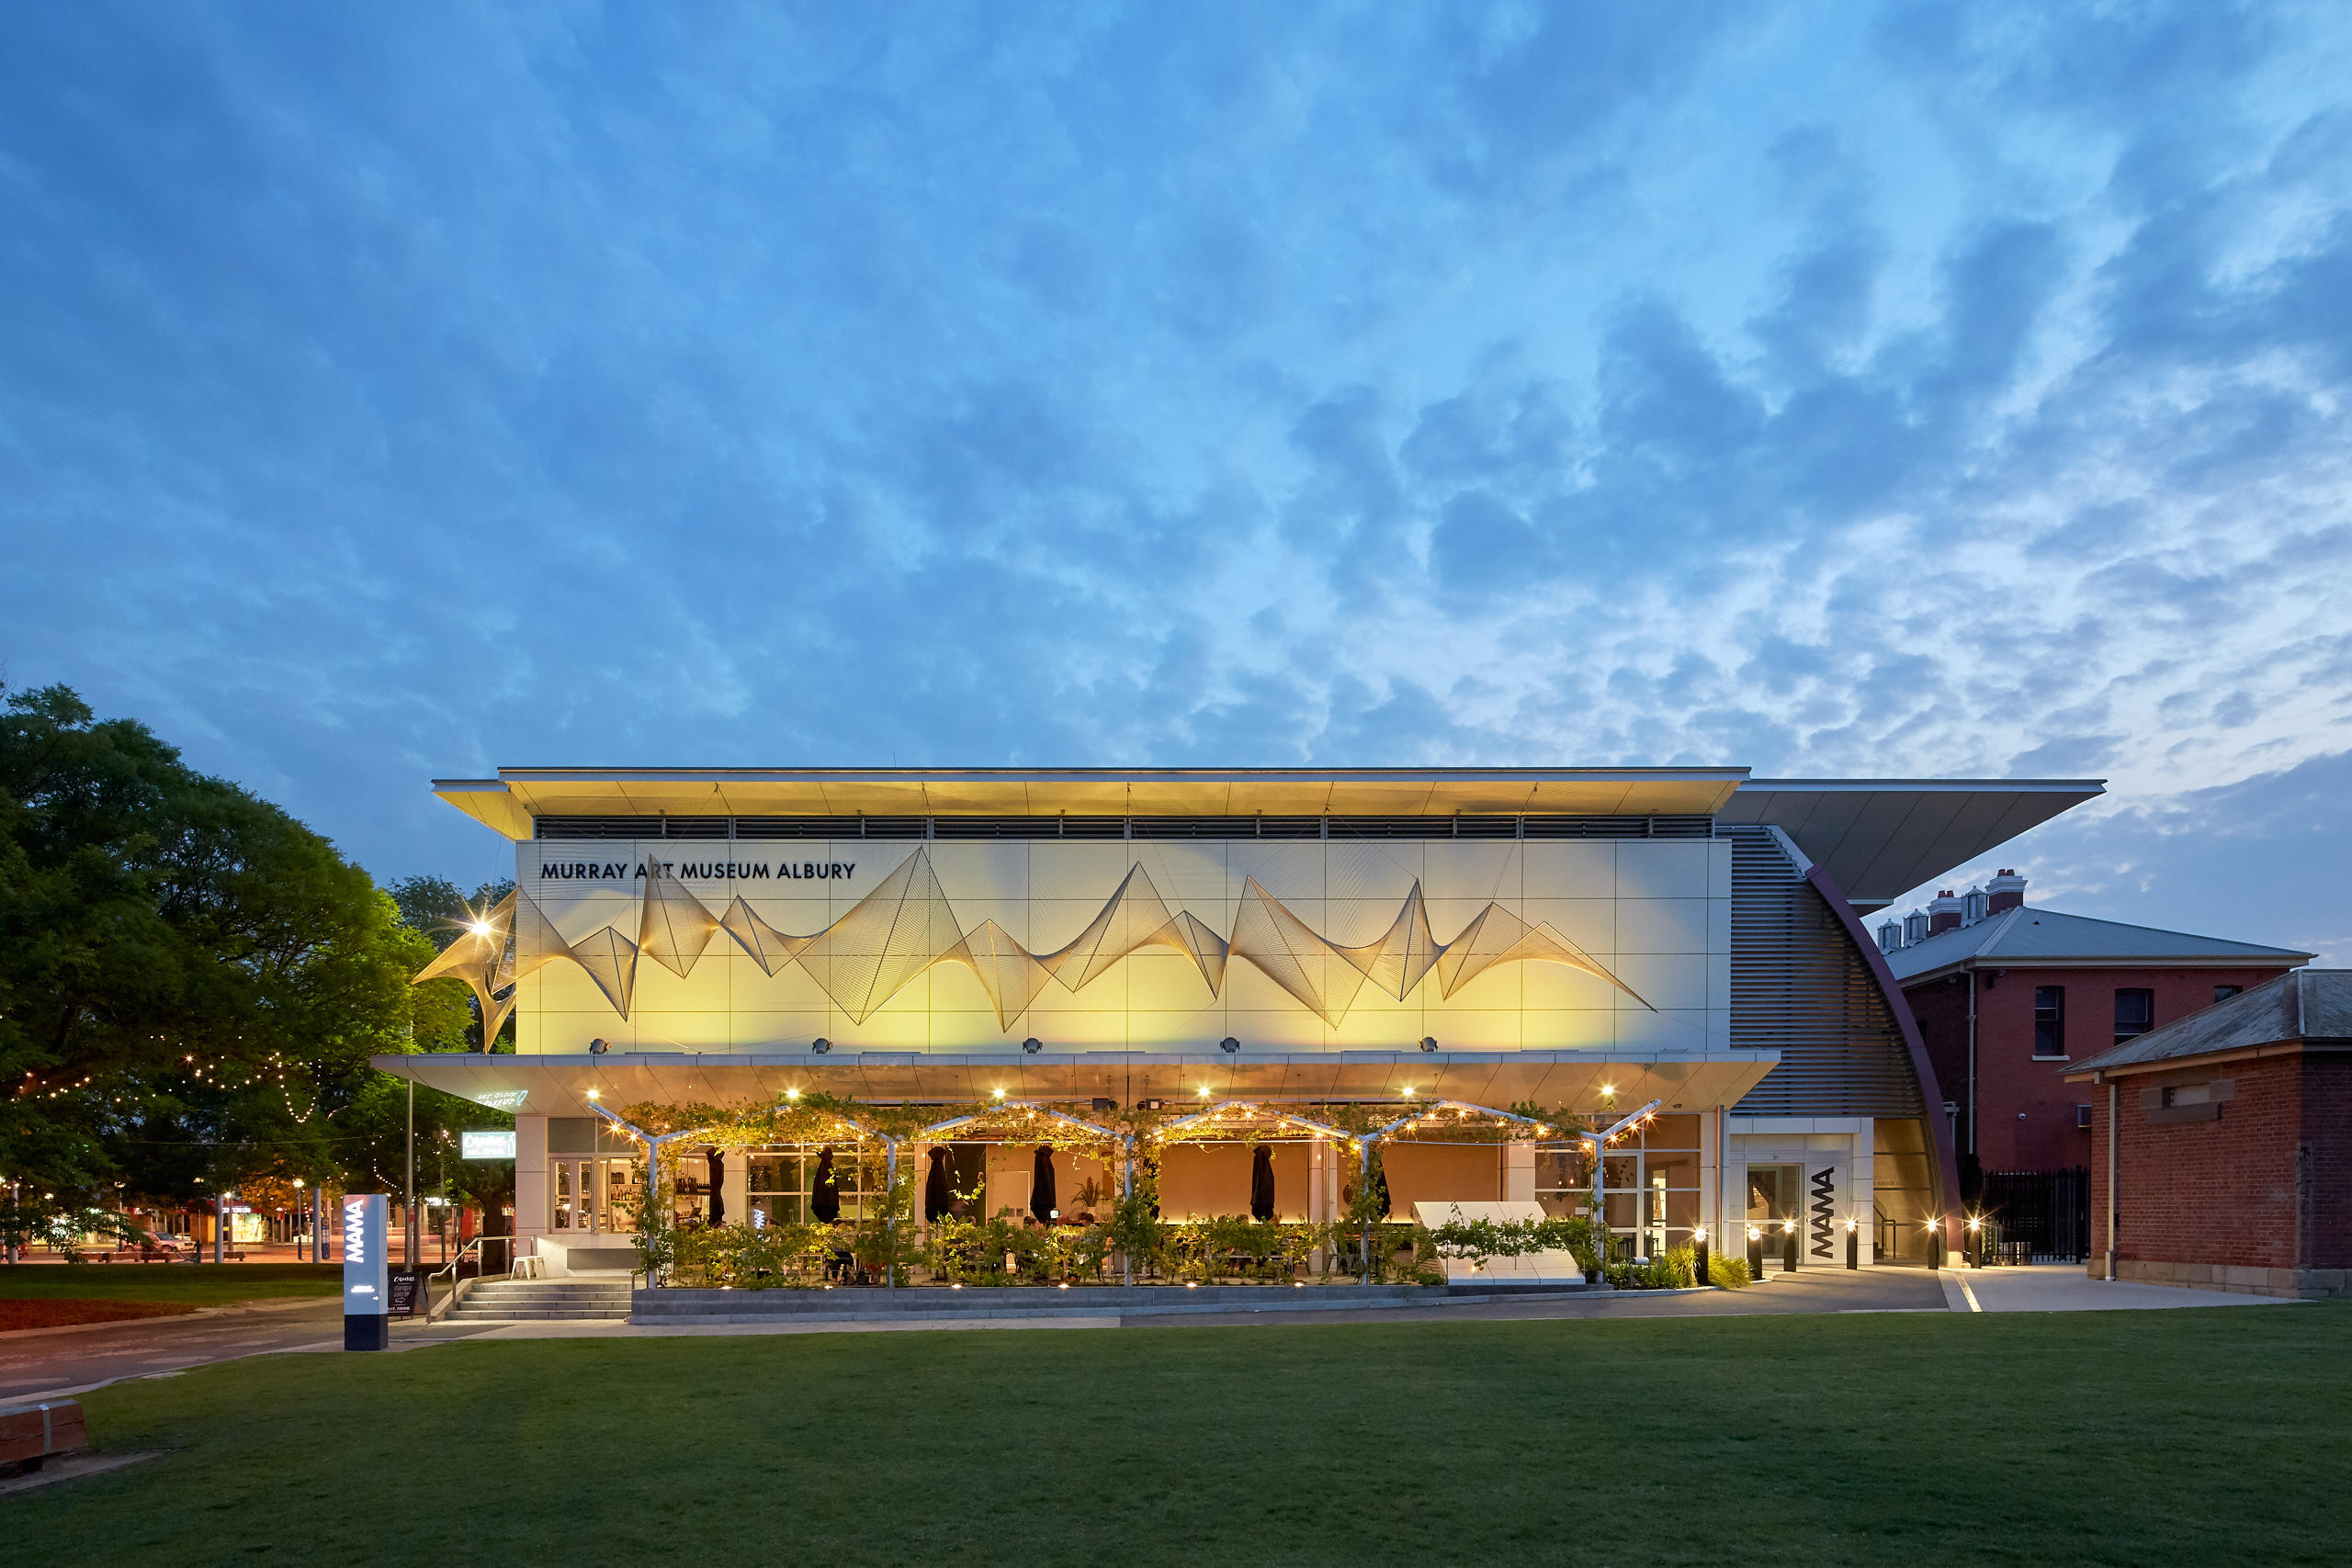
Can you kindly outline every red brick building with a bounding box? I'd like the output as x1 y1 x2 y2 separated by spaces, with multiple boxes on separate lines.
1881 874 2306 1175
2064 969 2351 1299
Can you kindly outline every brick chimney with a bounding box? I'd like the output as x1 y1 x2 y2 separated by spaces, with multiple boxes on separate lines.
1927 889 1964 935
1986 869 2027 914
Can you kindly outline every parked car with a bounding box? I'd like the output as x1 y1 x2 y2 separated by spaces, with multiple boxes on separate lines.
107 1229 188 1262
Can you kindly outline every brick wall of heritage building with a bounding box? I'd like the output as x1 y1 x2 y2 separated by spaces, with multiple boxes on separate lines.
2307 1060 2352 1271
2086 1055 2352 1295
1909 965 2290 1171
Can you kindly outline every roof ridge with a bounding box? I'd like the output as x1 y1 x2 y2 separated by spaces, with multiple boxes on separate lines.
1984 904 2309 954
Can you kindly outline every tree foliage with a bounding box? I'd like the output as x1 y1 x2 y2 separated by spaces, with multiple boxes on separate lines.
0 684 440 1202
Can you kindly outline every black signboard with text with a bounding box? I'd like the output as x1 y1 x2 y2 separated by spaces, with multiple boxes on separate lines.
387 1269 422 1319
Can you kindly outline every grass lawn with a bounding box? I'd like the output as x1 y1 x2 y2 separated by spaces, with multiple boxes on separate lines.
12 1303 2347 1567
0 1262 339 1308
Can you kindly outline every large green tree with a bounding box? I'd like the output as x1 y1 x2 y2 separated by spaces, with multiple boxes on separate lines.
0 684 429 1208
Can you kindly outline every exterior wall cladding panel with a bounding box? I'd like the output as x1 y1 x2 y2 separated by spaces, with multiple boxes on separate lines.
1724 826 1924 1118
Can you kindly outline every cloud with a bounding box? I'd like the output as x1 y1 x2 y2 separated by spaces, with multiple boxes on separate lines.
0 0 2348 964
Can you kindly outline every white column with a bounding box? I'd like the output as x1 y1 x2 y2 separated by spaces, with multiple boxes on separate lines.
514 1113 549 1254
721 1153 749 1229
1701 1107 1723 1249
1502 1143 1535 1203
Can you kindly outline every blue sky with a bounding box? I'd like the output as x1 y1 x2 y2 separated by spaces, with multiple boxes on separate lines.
6 3 2351 957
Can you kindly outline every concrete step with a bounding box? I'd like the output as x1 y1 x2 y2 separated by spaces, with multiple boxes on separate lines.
468 1281 632 1293
446 1280 635 1321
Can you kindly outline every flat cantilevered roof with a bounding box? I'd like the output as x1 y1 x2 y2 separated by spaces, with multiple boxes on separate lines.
372 1048 1781 1120
432 766 2103 908
1716 777 2103 909
433 766 1753 838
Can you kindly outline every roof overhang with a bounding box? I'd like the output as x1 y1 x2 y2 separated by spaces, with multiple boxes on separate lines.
374 1051 1781 1119
1717 778 2105 910
2064 1038 2352 1082
432 767 2105 908
432 767 1750 834
1895 953 2312 988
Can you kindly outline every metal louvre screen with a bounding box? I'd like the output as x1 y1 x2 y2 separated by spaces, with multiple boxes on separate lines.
1724 826 1924 1117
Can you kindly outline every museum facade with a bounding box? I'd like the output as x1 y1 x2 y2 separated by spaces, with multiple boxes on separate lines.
382 767 2099 1275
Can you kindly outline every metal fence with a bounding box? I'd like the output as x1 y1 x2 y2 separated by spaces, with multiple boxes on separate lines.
1977 1168 2090 1263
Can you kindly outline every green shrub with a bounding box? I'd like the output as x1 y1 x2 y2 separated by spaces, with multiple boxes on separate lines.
1707 1253 1752 1289
1648 1245 1699 1289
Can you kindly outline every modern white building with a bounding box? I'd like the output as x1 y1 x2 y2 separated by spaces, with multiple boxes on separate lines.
382 767 2098 1276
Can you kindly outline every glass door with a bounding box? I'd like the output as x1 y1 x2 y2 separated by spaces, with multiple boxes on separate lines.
1747 1164 1800 1268
549 1158 639 1235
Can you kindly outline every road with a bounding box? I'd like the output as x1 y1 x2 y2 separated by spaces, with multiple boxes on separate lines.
0 1298 349 1403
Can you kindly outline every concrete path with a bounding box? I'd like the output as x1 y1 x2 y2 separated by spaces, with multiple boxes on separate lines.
1941 1263 2298 1314
6 1264 2299 1395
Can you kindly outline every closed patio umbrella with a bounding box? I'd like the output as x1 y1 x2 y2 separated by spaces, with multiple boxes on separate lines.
707 1149 727 1226
1371 1160 1391 1219
924 1146 955 1223
1250 1144 1276 1222
1030 1145 1057 1224
811 1146 841 1224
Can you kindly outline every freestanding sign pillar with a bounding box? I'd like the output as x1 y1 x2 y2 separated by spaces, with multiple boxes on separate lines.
343 1195 390 1351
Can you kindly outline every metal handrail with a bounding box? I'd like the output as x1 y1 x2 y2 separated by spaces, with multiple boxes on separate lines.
423 1234 517 1324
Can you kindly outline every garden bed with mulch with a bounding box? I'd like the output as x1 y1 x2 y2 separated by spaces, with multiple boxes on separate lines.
0 1299 197 1333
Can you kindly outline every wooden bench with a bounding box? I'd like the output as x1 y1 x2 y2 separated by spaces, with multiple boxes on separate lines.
0 1400 88 1474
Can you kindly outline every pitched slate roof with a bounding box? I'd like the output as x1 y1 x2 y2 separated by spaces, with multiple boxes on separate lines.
2065 969 2352 1076
1885 906 2310 983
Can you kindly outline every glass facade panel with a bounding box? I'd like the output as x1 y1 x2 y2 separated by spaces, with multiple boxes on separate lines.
743 1144 877 1224
1747 1165 1796 1224
1645 1115 1701 1150
1873 1118 1935 1263
1528 1123 1706 1253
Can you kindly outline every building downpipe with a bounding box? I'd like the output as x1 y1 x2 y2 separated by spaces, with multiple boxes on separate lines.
2102 1073 2118 1281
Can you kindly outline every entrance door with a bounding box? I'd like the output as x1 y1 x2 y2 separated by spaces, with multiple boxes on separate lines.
1747 1165 1800 1269
549 1158 639 1235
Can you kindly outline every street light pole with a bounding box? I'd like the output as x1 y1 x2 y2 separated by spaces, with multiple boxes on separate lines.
405 1066 417 1272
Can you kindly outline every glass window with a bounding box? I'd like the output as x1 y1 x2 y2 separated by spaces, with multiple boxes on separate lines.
743 1145 876 1225
2033 986 2065 1056
2213 984 2242 1004
2113 988 2154 1044
1746 1166 1795 1223
1643 1114 1702 1150
1532 1145 1594 1219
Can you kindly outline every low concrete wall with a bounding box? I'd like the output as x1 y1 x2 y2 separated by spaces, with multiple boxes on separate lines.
631 1280 1591 1323
2109 1258 2349 1300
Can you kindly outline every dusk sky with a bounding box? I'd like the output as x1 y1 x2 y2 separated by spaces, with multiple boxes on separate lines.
6 4 2350 958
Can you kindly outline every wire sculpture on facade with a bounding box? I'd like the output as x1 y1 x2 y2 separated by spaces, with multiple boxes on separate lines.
428 846 1656 1029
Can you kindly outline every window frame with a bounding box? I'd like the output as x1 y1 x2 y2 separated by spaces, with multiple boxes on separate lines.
2113 987 2155 1045
2031 985 2066 1059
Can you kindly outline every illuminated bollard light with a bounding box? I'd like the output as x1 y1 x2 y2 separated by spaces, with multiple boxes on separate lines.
1845 1217 1860 1270
1692 1226 1710 1288
1747 1224 1764 1281
1781 1217 1799 1274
